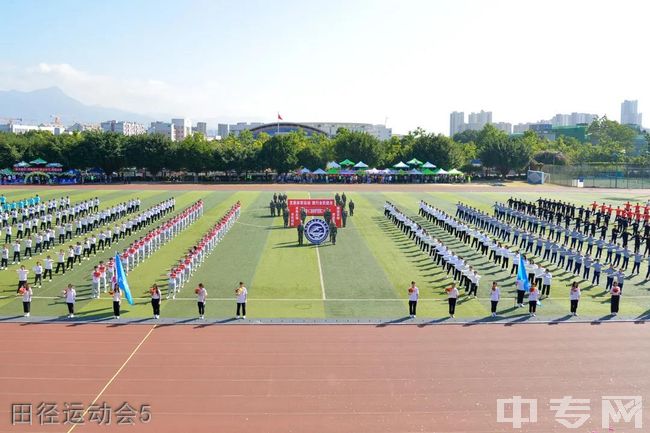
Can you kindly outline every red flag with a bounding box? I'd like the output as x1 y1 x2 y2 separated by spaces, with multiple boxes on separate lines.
277 113 283 121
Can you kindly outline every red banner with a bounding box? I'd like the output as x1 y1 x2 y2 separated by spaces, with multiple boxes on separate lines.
288 199 342 227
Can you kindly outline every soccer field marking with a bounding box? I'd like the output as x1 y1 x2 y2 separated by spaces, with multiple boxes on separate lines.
315 246 326 300
307 192 327 300
66 325 157 433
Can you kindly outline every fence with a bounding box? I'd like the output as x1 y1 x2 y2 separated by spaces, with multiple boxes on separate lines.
544 164 650 189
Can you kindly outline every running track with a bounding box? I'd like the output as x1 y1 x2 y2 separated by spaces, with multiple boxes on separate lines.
2 322 649 432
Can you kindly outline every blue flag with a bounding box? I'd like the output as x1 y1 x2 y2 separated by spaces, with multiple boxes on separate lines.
114 253 134 305
517 254 531 293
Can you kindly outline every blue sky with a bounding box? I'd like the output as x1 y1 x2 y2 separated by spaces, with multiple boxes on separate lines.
1 0 648 133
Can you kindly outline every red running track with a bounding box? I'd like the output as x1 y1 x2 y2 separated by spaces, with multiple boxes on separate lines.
1 322 649 433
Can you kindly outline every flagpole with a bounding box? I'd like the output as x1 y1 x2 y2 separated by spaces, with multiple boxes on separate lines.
277 112 280 135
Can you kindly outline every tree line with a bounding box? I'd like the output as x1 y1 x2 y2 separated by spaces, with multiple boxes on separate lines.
0 117 646 177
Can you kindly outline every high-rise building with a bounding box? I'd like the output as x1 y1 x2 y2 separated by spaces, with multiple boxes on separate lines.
303 122 392 140
466 110 492 131
148 121 175 140
449 111 465 137
569 112 597 125
513 123 532 133
193 122 207 136
217 123 230 139
171 118 192 141
621 100 642 126
492 122 512 134
100 120 146 136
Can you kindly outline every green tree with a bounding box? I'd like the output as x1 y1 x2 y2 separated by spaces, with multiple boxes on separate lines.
178 133 213 179
259 133 300 174
453 129 480 144
408 130 466 169
479 135 533 177
0 134 20 167
333 129 382 167
124 134 174 178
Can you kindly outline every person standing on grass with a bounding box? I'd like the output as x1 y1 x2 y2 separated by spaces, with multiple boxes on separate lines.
33 261 43 288
235 282 248 319
18 283 32 317
16 265 28 293
64 284 76 318
111 286 121 319
610 282 621 316
569 281 580 316
150 284 161 319
407 281 419 318
489 281 500 317
447 282 459 318
1 244 8 270
528 284 539 317
541 269 552 298
196 283 207 320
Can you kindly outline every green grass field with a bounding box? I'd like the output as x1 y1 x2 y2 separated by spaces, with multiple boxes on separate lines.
0 186 649 320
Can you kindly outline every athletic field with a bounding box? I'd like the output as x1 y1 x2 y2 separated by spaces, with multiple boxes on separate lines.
0 184 649 321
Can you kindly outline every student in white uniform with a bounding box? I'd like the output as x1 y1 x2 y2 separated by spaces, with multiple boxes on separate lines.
16 265 29 292
541 270 553 298
44 255 53 281
32 261 43 288
489 282 500 317
407 281 419 318
150 284 161 319
64 284 76 318
196 283 207 320
111 286 122 319
528 284 540 317
19 283 32 317
447 282 459 318
235 282 248 319
569 281 580 316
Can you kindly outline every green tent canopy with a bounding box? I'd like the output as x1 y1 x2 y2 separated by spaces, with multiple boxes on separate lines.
29 158 47 165
393 161 409 169
0 168 14 175
326 168 340 175
421 168 436 175
406 158 423 166
447 168 464 175
339 159 355 166
431 168 448 175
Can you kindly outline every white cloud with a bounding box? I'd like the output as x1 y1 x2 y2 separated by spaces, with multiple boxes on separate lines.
0 62 219 119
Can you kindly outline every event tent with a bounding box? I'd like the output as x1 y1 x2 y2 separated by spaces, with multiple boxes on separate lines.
353 161 369 169
393 161 409 169
422 162 436 168
406 158 423 166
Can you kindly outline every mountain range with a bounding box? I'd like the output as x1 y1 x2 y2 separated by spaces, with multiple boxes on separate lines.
0 87 156 126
